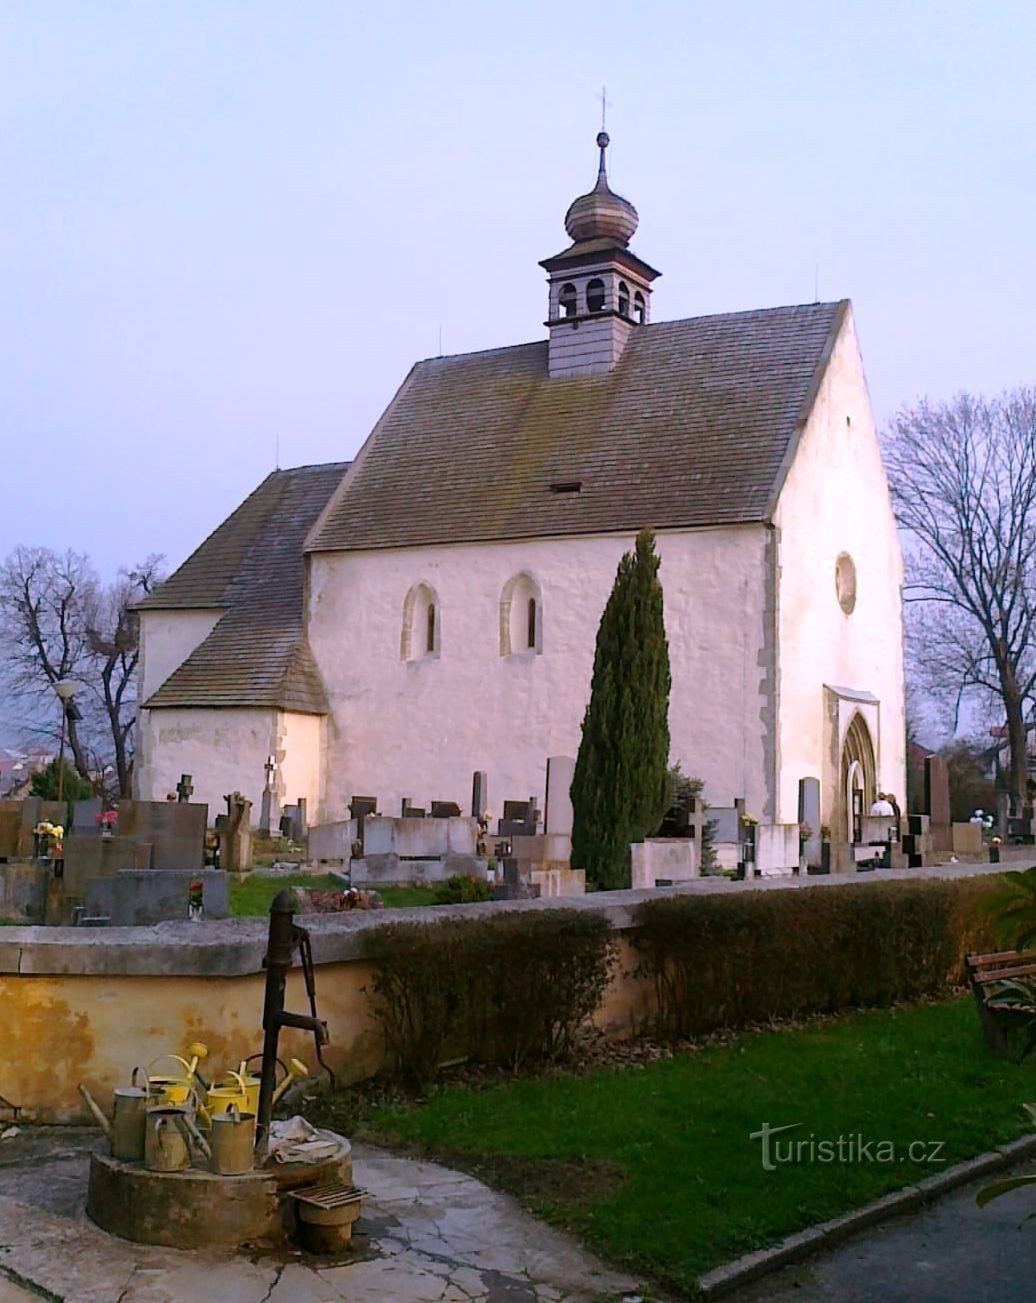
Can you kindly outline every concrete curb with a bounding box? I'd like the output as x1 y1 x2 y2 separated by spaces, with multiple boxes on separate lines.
696 1133 1036 1298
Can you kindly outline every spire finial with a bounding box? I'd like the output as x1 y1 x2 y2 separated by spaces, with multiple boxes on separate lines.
598 84 611 133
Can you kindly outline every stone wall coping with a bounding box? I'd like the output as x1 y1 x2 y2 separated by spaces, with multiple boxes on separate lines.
0 863 1006 978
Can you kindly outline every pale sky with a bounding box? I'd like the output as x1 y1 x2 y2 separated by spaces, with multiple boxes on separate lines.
2 0 1034 580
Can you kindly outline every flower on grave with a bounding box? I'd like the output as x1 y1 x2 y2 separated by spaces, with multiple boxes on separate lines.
741 814 759 827
991 836 1002 846
96 809 118 828
799 822 813 842
188 879 204 911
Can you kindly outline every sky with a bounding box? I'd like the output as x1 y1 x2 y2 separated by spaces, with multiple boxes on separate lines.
2 0 1035 584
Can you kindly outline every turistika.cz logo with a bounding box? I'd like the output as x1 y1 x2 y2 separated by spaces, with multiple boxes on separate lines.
750 1122 946 1171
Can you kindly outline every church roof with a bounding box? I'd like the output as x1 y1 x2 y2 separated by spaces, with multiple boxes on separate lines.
141 461 347 713
308 299 847 554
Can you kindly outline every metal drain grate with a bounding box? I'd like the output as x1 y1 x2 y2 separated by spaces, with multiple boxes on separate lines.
290 1182 365 1211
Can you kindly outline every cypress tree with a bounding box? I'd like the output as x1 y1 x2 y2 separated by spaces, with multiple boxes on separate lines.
570 529 671 889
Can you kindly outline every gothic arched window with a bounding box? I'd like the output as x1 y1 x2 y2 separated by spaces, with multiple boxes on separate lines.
559 283 577 318
586 278 605 313
634 291 646 324
618 281 630 317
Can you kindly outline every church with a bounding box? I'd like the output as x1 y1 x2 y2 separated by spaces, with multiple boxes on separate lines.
135 132 906 854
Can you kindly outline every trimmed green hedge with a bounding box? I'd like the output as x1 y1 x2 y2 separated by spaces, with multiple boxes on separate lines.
367 909 616 1086
632 877 1001 1039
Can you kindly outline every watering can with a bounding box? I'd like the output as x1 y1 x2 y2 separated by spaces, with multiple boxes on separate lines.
204 1069 251 1119
145 1043 208 1107
209 1103 256 1175
144 1104 211 1172
77 1067 150 1162
237 1056 311 1115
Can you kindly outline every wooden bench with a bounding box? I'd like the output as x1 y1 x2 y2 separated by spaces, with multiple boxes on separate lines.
965 949 1036 1055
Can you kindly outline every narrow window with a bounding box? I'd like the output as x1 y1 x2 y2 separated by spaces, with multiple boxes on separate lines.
527 597 537 649
634 291 646 324
559 283 577 318
426 603 436 654
618 281 630 317
586 278 605 312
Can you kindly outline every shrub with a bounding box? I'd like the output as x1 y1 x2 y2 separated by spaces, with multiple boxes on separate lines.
633 877 1001 1040
368 909 617 1086
431 874 494 905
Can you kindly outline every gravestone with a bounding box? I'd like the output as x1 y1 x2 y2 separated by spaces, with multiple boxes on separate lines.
499 799 538 838
471 771 488 819
71 797 105 837
259 755 279 836
798 777 822 868
401 799 425 818
85 869 229 926
115 800 207 871
349 795 378 852
545 756 575 837
176 774 194 803
924 755 952 852
997 792 1011 841
431 801 461 818
215 793 251 872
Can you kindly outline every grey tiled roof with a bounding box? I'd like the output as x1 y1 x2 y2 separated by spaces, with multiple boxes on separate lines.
308 301 847 554
143 462 347 712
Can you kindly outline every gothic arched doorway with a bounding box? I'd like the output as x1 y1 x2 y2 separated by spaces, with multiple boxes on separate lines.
841 713 877 843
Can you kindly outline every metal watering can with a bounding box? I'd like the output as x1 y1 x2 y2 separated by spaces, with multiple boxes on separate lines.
209 1103 256 1175
77 1066 150 1162
204 1069 251 1119
144 1105 211 1172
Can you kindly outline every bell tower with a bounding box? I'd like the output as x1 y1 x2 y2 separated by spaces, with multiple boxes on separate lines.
540 132 660 379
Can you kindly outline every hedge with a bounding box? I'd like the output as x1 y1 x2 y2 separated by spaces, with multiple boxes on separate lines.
367 909 617 1086
632 877 1002 1040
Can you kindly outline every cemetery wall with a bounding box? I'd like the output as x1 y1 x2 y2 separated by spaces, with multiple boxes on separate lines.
135 706 275 811
137 609 223 702
772 306 906 825
0 865 1006 1122
308 526 772 823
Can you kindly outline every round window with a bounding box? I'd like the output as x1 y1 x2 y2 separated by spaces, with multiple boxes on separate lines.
835 553 857 614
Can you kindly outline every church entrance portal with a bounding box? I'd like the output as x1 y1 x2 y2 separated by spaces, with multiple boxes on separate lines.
840 713 876 844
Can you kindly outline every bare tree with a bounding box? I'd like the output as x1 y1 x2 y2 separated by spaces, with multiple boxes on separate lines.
0 547 164 796
85 556 163 796
885 389 1036 810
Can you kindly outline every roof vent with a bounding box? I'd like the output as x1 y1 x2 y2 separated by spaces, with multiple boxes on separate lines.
550 480 582 495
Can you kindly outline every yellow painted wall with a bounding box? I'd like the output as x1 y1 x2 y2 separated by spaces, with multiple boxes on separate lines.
0 941 648 1122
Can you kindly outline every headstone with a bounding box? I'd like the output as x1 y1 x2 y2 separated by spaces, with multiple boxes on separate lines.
71 797 104 836
115 800 207 871
545 756 575 837
349 795 378 852
431 801 461 818
259 755 279 836
798 777 822 868
295 798 307 841
499 799 537 838
215 793 252 872
176 774 194 804
471 771 488 819
924 755 952 852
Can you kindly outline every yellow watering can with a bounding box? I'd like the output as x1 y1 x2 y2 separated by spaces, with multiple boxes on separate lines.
237 1055 311 1114
204 1069 251 1118
145 1043 208 1107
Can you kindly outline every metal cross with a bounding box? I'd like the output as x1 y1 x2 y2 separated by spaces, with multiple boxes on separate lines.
599 85 612 132
176 773 194 803
264 754 277 789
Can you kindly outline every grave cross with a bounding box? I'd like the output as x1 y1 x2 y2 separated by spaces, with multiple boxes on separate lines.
176 773 194 803
264 755 277 788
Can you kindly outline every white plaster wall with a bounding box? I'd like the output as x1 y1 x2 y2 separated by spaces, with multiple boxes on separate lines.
307 528 772 824
138 610 222 702
277 711 324 816
135 707 276 815
772 306 906 824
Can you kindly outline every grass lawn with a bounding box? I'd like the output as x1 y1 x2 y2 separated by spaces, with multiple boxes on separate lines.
363 998 1036 1295
229 874 439 916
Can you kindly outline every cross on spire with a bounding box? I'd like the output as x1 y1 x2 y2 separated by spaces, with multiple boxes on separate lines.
598 84 612 133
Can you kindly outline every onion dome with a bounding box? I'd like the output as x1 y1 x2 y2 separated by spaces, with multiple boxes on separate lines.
564 132 639 246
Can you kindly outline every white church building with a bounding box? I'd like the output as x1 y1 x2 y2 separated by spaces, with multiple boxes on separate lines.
135 132 906 850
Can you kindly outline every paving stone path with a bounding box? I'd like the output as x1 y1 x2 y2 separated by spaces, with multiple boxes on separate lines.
0 1129 645 1302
